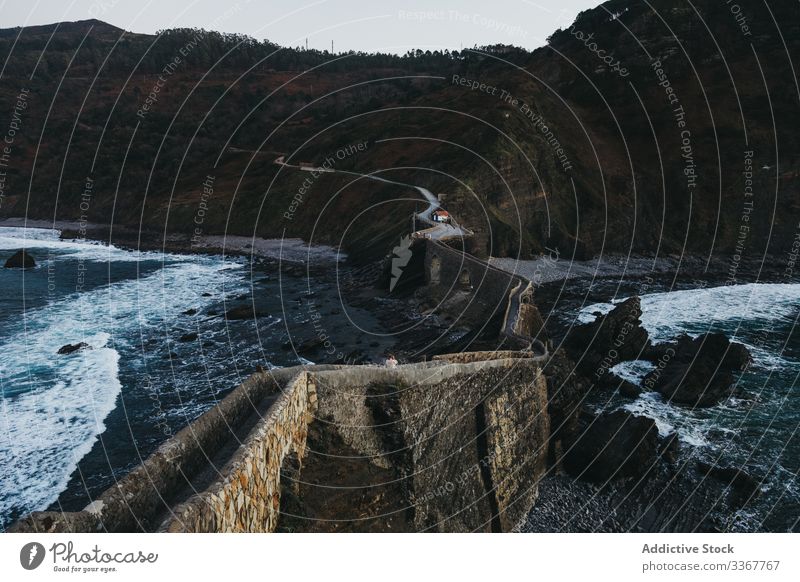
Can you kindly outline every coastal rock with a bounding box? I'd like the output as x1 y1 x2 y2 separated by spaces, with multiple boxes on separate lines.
563 410 659 483
644 333 751 407
563 297 650 378
179 332 198 342
4 249 36 269
542 349 591 464
57 342 90 355
595 369 643 398
225 305 269 320
697 461 761 506
183 308 197 316
296 337 323 355
617 378 643 399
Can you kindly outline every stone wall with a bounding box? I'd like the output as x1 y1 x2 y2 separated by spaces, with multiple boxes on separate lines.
425 240 521 314
432 350 540 364
11 359 549 533
313 359 549 532
423 239 544 348
9 365 336 533
162 372 317 532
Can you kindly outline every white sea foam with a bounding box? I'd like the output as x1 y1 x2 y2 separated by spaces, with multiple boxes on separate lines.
0 332 120 521
610 360 655 384
639 283 800 342
585 283 800 451
0 237 250 521
611 363 710 447
578 282 800 345
0 226 186 263
577 302 615 324
623 392 710 446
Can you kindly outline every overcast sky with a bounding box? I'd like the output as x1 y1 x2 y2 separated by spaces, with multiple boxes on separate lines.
1 0 602 54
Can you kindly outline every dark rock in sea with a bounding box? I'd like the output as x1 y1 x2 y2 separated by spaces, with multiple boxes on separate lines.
4 249 36 269
296 337 323 355
178 332 198 342
595 368 642 398
201 292 212 297
282 265 304 276
724 340 752 371
225 305 269 320
697 461 761 506
182 308 197 316
563 297 650 377
206 310 218 316
617 379 643 399
642 341 677 362
658 431 681 464
644 333 752 407
57 342 90 355
564 410 659 483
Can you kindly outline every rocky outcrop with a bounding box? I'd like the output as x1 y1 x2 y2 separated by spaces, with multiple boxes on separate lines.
697 461 761 506
4 249 36 269
3 1 800 263
563 297 650 378
643 333 751 407
57 342 90 355
563 410 660 483
224 305 269 320
596 371 643 399
541 349 590 466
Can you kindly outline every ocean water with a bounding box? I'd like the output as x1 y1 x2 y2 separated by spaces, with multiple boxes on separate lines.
575 282 800 531
0 227 390 529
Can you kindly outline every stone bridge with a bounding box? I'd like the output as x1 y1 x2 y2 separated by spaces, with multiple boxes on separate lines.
10 356 549 533
9 176 552 534
420 238 546 353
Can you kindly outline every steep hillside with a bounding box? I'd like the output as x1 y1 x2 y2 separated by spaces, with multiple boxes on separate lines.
0 1 797 262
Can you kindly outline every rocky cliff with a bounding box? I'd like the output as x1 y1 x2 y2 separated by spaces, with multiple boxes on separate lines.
0 0 797 262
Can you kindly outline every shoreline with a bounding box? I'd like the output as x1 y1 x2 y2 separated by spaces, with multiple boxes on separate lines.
4 219 791 285
490 252 796 286
0 218 346 266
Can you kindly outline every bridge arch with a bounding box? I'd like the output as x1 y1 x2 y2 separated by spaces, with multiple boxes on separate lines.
458 268 471 288
430 254 441 285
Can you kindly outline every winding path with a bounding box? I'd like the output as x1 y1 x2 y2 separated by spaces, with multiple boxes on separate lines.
274 156 467 240
275 156 546 357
